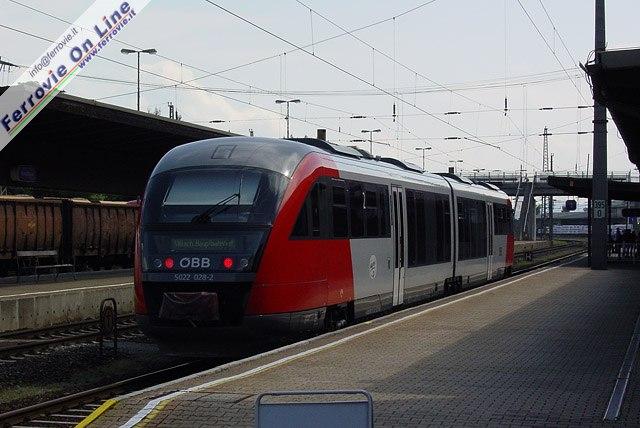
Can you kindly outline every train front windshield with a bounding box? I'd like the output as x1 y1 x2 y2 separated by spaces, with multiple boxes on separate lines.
143 167 286 225
141 167 288 275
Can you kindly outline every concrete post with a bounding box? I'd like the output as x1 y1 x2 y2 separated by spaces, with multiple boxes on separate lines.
549 196 554 244
591 0 608 269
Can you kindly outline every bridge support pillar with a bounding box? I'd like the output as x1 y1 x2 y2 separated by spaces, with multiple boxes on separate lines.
524 195 537 241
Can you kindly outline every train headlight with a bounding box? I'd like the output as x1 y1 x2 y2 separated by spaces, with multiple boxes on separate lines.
153 258 162 269
239 258 249 269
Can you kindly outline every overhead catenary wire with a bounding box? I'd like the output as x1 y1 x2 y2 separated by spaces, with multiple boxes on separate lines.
7 0 443 103
537 0 580 70
515 0 587 103
295 0 536 160
295 0 528 124
95 68 583 101
5 0 484 168
2 0 586 171
0 24 405 152
0 20 467 170
3 21 488 172
3 0 440 123
2 2 542 170
201 0 539 170
2 0 279 96
9 0 536 161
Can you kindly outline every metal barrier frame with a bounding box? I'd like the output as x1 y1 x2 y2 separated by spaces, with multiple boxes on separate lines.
255 390 373 428
607 243 639 263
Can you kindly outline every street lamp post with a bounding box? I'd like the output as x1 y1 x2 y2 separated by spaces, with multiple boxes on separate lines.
275 99 301 138
120 48 157 111
361 129 381 155
414 146 432 171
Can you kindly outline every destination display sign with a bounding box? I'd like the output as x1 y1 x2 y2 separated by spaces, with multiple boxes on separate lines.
170 237 237 252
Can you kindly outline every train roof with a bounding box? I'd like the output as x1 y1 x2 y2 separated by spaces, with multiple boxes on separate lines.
152 137 508 200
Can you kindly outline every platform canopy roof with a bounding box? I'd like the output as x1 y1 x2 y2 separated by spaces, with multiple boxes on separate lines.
586 48 640 169
0 87 235 197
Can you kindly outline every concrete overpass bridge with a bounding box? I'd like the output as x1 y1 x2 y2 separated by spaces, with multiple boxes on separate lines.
464 170 639 241
466 171 637 197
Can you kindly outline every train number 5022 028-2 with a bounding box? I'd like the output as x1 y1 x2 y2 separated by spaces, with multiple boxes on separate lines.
174 273 215 281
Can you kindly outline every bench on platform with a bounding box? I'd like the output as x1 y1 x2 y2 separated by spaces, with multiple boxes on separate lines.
16 250 75 282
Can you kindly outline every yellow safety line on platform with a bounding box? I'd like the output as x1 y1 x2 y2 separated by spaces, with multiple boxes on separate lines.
136 398 172 428
75 398 118 428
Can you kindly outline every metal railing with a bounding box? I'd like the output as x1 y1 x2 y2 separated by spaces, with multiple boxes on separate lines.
607 243 639 263
468 171 639 184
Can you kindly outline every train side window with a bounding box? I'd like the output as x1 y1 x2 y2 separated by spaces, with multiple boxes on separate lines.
406 190 417 266
477 200 487 257
457 197 487 259
425 193 440 264
310 183 325 237
457 197 470 260
408 190 451 266
494 205 502 235
436 195 451 262
415 193 427 265
349 183 364 238
364 190 379 237
379 187 390 237
292 198 310 237
493 204 512 235
332 185 348 238
291 181 326 239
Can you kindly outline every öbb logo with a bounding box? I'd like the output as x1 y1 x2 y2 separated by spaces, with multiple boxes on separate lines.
179 257 210 269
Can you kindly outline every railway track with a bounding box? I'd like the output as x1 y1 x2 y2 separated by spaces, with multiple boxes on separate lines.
514 240 586 266
0 316 140 363
0 360 220 428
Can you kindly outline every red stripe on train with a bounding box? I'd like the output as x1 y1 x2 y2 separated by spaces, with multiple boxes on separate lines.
246 152 354 315
505 198 515 266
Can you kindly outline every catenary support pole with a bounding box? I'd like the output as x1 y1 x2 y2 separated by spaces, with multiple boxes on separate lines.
591 0 608 269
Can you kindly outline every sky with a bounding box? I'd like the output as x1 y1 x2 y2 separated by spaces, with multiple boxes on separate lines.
1 0 639 178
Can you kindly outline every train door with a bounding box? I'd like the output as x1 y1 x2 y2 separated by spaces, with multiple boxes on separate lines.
486 202 494 280
391 186 406 306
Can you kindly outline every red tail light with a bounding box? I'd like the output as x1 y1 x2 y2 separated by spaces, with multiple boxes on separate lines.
164 257 175 269
223 257 234 269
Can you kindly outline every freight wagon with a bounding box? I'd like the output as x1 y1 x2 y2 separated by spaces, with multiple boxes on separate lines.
0 196 138 276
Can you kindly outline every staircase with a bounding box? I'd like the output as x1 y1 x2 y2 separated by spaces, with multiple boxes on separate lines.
513 178 536 240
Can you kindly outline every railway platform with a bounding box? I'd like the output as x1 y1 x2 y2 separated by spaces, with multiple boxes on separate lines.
0 273 133 333
86 256 640 427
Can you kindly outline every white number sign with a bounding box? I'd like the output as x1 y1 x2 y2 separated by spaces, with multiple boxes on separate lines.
593 200 606 219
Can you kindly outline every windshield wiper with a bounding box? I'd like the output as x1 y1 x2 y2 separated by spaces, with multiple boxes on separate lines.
191 192 240 223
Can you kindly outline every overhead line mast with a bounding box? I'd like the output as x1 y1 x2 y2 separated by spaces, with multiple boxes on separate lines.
591 0 608 270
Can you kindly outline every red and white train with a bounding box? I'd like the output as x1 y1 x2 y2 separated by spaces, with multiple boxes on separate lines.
134 136 514 337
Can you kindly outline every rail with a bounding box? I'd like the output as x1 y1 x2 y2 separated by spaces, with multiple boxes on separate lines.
0 316 138 361
514 241 586 265
0 360 214 427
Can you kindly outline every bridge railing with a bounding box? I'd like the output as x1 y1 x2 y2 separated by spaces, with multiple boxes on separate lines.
607 242 639 263
467 170 639 184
